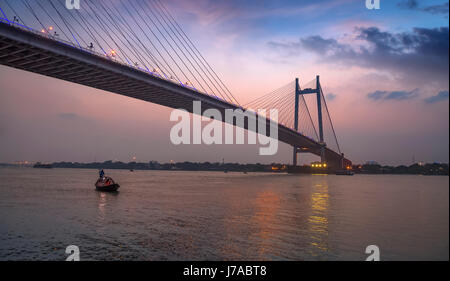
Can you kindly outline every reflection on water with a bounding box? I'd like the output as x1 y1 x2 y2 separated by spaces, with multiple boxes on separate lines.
308 179 329 257
252 191 281 260
96 191 119 222
0 168 448 260
97 192 107 221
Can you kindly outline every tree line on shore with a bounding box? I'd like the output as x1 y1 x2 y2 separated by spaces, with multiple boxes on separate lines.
42 160 449 175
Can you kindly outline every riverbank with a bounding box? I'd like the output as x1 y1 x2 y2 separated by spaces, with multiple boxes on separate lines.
1 161 448 175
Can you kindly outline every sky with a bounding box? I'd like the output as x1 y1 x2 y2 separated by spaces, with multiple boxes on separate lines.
0 0 449 165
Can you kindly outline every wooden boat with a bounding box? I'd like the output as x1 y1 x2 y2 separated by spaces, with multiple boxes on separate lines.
95 176 120 192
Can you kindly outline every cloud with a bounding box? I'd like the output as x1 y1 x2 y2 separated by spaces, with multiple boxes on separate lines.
268 26 449 83
424 90 449 103
397 1 449 15
367 89 419 101
423 2 449 14
300 36 340 54
326 93 337 101
157 0 363 40
57 113 92 123
397 0 419 9
58 113 80 120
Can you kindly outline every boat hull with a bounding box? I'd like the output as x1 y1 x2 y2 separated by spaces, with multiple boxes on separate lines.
95 176 120 192
95 183 120 192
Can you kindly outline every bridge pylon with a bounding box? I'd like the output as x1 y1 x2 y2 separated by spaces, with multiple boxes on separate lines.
292 75 326 166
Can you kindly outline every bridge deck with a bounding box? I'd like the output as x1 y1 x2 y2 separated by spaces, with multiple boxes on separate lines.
0 22 351 168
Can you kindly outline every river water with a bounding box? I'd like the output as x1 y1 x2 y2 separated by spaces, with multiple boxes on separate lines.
0 168 448 260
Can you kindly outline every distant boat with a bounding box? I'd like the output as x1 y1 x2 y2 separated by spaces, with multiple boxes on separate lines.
33 162 53 169
335 170 354 176
130 169 134 172
95 176 120 192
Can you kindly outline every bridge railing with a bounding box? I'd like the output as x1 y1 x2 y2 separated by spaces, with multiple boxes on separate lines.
0 17 234 104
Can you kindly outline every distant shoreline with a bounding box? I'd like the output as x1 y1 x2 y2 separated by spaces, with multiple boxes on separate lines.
1 161 448 175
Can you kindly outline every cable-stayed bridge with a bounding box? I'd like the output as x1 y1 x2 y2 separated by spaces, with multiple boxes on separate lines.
0 0 351 169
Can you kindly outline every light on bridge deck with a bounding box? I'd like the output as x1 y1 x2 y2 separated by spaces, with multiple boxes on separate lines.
271 165 287 171
311 162 327 168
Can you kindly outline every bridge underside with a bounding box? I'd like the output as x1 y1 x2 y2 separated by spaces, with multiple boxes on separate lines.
0 22 351 169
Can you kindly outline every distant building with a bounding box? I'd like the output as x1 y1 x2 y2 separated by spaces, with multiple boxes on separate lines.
149 161 161 169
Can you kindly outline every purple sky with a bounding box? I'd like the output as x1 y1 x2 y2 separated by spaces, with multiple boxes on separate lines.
0 0 448 165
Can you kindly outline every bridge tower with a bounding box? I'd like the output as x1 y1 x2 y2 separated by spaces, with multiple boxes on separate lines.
292 75 326 166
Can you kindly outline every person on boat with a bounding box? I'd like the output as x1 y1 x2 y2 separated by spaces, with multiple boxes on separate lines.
99 169 105 179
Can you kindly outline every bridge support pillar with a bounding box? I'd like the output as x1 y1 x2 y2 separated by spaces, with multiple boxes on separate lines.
293 78 300 166
316 75 325 163
293 148 298 166
291 75 331 166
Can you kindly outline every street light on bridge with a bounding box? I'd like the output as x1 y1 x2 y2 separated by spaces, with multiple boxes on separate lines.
311 162 327 168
